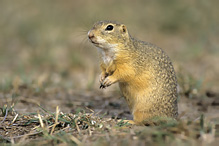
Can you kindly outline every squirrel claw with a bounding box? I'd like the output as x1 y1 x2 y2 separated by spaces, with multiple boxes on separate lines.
99 84 106 89
100 76 115 88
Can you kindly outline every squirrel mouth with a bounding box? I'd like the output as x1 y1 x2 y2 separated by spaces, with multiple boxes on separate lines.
90 39 99 45
88 31 100 45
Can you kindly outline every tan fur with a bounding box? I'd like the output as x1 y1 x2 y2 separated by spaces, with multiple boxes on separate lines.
88 21 178 125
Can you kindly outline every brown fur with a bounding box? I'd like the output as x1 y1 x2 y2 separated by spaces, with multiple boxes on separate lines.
88 21 178 125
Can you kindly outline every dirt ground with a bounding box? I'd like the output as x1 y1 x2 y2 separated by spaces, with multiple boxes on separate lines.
0 73 218 145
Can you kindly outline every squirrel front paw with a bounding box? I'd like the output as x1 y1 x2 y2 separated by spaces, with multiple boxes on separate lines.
100 76 117 89
99 73 107 84
99 72 108 89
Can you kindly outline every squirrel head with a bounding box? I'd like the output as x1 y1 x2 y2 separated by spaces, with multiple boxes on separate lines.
88 21 130 49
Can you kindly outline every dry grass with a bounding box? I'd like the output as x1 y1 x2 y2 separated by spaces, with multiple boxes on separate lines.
0 104 217 145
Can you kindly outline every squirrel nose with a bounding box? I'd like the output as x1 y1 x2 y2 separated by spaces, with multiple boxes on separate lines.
88 31 95 39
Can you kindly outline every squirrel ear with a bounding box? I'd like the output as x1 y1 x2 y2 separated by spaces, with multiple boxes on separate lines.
121 25 127 33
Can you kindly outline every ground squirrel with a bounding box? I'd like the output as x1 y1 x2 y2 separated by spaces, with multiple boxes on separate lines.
88 21 178 125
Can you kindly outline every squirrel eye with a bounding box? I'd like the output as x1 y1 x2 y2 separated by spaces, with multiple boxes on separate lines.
105 25 114 31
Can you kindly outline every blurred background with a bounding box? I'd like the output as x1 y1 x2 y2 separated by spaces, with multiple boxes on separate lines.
0 0 218 115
